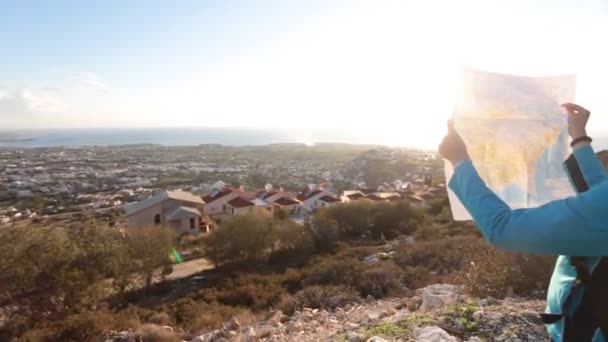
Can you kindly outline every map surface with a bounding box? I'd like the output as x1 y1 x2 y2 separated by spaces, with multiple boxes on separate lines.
446 67 577 220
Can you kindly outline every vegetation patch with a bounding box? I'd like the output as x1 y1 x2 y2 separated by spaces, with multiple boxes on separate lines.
443 302 480 333
364 313 433 340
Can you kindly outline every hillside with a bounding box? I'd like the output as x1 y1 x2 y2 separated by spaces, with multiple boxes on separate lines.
104 283 548 341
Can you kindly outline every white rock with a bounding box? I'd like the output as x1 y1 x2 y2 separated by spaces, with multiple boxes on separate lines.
191 333 214 342
226 316 241 330
268 310 285 327
241 326 257 342
366 337 388 342
345 322 360 330
472 310 484 321
418 284 461 311
362 310 381 324
413 326 457 342
467 337 483 342
364 255 380 263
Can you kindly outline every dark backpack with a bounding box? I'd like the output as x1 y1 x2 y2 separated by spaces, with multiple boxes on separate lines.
540 154 608 341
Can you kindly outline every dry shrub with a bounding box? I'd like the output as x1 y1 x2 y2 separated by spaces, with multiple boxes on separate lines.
302 257 365 288
357 261 405 298
275 293 297 315
148 312 173 326
291 285 360 310
21 309 141 342
198 273 287 309
459 246 555 298
171 298 251 333
301 253 404 299
393 236 472 276
135 324 181 342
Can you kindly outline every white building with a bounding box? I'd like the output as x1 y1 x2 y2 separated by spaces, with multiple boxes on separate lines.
123 190 209 234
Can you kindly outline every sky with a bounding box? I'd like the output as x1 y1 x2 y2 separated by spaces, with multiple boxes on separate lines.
1 0 608 148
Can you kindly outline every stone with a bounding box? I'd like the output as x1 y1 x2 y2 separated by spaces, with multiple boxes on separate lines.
241 327 257 342
413 326 457 342
503 297 517 305
364 254 380 264
226 316 241 330
268 310 285 327
346 330 364 342
257 324 273 339
345 322 360 330
191 335 210 342
418 284 461 312
521 310 540 321
383 307 397 317
472 310 484 322
406 296 422 311
366 337 388 342
362 310 381 324
466 337 483 342
483 296 499 306
286 320 303 333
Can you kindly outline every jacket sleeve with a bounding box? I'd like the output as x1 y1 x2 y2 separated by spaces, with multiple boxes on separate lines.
449 160 608 256
574 144 607 188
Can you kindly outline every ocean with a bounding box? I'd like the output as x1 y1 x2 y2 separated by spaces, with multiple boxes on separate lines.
0 128 399 148
1 128 606 151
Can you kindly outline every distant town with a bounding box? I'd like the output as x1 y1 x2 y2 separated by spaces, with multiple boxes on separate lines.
0 143 445 228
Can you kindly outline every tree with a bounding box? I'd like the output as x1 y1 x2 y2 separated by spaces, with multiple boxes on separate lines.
122 226 175 292
0 225 129 332
310 214 340 252
371 201 423 239
204 213 278 265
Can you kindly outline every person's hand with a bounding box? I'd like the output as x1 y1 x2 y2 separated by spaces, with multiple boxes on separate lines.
439 120 470 167
562 103 590 139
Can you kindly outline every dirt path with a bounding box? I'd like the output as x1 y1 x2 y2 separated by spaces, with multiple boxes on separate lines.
166 258 214 280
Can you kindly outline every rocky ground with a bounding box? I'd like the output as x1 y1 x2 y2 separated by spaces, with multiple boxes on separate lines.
104 284 548 342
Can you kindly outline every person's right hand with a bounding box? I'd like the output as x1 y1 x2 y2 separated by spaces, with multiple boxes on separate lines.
562 103 590 139
439 120 469 167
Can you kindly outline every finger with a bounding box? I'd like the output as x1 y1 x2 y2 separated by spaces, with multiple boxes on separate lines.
568 103 590 115
561 103 575 115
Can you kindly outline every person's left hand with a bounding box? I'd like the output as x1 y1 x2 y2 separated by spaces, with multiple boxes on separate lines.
562 103 590 139
439 120 469 167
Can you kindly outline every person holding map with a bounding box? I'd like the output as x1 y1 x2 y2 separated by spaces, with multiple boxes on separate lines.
439 103 607 341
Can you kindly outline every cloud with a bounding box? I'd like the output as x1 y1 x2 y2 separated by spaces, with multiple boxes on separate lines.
0 87 69 126
51 69 109 92
77 71 109 92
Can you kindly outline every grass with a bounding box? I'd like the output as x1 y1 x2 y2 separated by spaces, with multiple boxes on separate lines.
443 302 480 333
364 313 433 340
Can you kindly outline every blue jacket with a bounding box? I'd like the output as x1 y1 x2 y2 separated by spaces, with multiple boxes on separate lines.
449 145 608 342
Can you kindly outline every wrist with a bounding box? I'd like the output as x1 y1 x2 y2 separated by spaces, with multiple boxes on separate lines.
571 129 587 140
449 155 470 169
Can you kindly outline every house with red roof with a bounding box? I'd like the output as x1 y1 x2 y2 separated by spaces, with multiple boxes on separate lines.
297 189 341 213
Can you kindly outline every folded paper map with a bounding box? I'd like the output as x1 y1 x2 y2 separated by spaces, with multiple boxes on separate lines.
446 67 577 220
